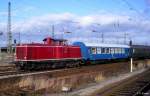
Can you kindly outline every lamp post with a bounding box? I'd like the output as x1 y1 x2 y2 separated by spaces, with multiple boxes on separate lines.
91 23 104 43
64 31 72 40
18 31 21 45
113 20 120 44
62 20 80 40
124 32 129 44
52 25 55 38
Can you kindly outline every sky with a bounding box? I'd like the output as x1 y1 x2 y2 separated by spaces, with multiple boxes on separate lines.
0 0 150 46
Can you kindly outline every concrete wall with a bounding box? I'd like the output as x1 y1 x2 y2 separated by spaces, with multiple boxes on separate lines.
0 59 149 95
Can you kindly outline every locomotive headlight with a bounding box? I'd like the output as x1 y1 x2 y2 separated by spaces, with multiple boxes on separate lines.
14 53 17 59
24 56 27 59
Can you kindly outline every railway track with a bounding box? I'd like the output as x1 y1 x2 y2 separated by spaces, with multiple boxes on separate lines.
0 59 148 96
95 68 150 96
0 65 16 71
0 59 144 79
0 67 82 80
0 59 145 77
0 71 19 76
0 61 129 80
0 64 18 76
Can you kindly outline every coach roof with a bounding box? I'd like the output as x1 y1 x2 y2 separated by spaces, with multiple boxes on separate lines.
83 42 130 48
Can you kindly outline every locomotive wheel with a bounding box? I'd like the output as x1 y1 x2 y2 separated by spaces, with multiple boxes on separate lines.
51 64 56 69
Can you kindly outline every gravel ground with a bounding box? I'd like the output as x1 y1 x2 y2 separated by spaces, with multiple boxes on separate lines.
0 53 14 66
46 68 147 96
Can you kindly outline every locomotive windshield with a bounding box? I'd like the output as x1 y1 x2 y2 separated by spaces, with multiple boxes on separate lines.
43 37 67 45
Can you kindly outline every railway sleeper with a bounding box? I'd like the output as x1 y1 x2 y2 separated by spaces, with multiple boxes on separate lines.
136 81 149 84
112 87 142 95
115 89 137 94
118 92 135 95
112 90 138 96
136 82 150 95
111 83 150 96
105 70 150 96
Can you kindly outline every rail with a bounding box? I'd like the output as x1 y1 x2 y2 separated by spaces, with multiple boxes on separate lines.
95 69 150 96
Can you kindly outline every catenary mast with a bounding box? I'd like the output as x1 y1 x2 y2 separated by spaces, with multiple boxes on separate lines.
7 2 12 53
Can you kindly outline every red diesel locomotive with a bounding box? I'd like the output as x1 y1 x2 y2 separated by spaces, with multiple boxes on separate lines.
15 37 82 70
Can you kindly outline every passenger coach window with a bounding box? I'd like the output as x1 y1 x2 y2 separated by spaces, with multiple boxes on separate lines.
117 48 121 54
97 48 101 54
133 49 135 53
118 48 122 54
101 48 105 54
111 48 115 54
115 48 118 54
115 48 122 54
91 48 97 54
106 48 110 54
122 48 125 54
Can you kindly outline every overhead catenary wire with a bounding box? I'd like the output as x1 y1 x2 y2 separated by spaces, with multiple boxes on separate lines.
119 0 150 45
121 0 150 21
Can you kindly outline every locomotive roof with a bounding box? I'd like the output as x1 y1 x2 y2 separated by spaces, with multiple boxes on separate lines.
43 37 67 42
131 45 150 49
84 42 130 48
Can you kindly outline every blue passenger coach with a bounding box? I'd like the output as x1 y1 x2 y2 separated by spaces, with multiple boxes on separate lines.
73 42 131 61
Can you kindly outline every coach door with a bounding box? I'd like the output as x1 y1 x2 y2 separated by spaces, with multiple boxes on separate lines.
110 48 115 59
